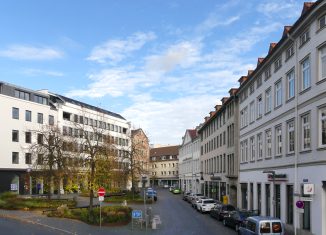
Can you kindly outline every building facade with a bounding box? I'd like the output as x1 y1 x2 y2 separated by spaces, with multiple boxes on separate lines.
0 81 131 194
237 1 326 235
198 88 239 206
179 128 201 194
149 145 179 187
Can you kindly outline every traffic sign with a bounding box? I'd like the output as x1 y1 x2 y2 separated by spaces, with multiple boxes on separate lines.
98 196 104 202
98 187 105 197
132 210 142 219
296 200 304 209
301 197 313 202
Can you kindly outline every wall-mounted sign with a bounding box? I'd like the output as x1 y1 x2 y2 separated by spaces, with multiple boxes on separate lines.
267 174 287 181
303 184 314 195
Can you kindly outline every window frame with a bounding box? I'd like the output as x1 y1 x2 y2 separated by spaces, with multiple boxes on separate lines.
265 129 272 158
287 120 295 154
301 113 311 151
286 69 295 100
318 44 326 81
319 107 326 148
275 80 282 108
12 107 19 119
301 57 311 91
12 152 19 164
275 125 282 156
25 110 32 122
37 113 44 124
265 87 272 113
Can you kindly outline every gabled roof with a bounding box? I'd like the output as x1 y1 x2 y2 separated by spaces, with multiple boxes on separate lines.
301 2 315 15
188 129 198 140
150 145 180 157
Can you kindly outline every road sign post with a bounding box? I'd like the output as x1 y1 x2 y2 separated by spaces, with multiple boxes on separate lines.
97 187 106 228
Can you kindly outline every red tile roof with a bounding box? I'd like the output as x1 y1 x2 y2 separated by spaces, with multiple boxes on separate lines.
268 43 277 53
150 145 180 157
301 2 315 16
282 26 292 38
188 129 198 140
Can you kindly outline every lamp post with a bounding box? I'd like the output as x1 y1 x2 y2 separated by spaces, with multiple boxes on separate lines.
26 167 32 195
263 170 276 217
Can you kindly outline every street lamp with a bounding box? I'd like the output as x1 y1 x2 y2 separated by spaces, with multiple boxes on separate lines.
263 170 276 217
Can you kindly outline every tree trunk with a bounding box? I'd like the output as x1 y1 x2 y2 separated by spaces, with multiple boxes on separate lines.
89 160 95 211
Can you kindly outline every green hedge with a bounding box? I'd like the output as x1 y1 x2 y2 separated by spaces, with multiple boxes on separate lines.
47 205 132 225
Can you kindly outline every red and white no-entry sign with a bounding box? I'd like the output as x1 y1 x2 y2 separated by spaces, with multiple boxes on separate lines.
98 187 105 197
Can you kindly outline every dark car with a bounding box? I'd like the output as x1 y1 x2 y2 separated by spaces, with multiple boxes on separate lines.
183 192 191 201
223 210 259 232
210 204 236 221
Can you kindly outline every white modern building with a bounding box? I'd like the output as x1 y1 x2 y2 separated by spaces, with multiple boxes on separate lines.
237 1 326 235
0 81 131 194
179 128 201 194
198 88 239 206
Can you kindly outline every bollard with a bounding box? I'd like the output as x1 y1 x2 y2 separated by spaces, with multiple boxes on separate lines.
152 219 157 229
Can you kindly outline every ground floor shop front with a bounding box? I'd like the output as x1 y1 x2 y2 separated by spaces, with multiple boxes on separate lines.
238 165 326 235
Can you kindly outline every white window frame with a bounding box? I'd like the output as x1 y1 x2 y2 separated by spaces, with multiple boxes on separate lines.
265 129 272 158
274 57 282 72
275 80 282 108
286 44 294 60
300 30 310 46
301 114 311 151
287 121 295 154
319 107 326 148
319 45 326 81
319 14 326 30
250 136 255 161
249 101 255 123
244 140 248 162
257 133 263 160
265 88 272 113
257 95 263 119
275 125 282 156
287 69 295 100
301 57 311 90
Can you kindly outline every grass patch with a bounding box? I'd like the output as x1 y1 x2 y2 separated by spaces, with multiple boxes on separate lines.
0 192 76 210
47 205 132 225
104 193 154 204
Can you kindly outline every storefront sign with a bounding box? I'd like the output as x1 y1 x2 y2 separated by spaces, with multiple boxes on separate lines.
267 174 287 181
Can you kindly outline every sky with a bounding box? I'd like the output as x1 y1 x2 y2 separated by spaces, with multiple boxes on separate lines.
0 0 309 145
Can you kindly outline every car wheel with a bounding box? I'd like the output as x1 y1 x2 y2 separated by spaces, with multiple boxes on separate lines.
235 224 239 232
223 219 226 226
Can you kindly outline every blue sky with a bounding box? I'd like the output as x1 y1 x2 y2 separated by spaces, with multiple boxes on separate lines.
0 0 308 145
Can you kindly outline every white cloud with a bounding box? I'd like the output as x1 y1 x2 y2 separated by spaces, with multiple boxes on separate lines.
87 32 156 64
0 45 63 60
196 15 240 34
145 41 201 73
122 95 220 145
22 68 64 77
257 0 302 19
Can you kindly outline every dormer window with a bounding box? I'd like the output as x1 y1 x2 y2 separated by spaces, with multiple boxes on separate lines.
265 66 271 80
286 45 294 60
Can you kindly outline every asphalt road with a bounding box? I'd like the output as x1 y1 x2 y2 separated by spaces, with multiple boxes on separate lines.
0 189 237 235
149 188 237 235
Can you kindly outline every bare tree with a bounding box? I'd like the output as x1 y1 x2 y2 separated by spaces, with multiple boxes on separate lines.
28 125 76 198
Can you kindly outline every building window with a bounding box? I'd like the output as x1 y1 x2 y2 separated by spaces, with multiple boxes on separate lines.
257 75 262 88
49 115 54 125
265 88 272 113
287 121 295 154
265 129 272 158
319 45 326 81
240 142 244 163
244 140 248 162
301 57 311 90
14 89 30 101
257 95 263 119
274 57 282 72
249 101 255 123
287 185 294 224
37 134 44 144
12 152 19 164
265 184 271 216
301 114 311 150
37 154 43 165
319 14 326 30
257 133 263 160
287 69 295 100
275 80 282 108
34 95 48 105
25 153 32 164
249 84 255 94
25 110 32 122
265 66 271 80
25 132 31 143
12 107 19 119
299 30 310 47
319 108 326 147
37 113 43 124
250 136 255 161
286 44 294 60
12 130 19 142
275 125 282 156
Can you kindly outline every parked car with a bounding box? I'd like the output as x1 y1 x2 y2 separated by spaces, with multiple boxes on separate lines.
169 186 175 192
163 184 169 188
210 204 236 221
195 198 217 213
191 195 206 208
172 188 181 194
146 188 157 201
183 191 191 201
188 193 203 203
238 216 285 235
223 210 259 232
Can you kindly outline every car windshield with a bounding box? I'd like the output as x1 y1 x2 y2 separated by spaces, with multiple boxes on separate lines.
272 222 282 233
260 222 271 233
203 200 215 204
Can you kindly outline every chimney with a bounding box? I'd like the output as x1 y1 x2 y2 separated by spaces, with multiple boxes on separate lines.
301 2 314 16
209 111 215 117
204 116 209 122
257 57 264 66
282 26 292 38
247 70 254 76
